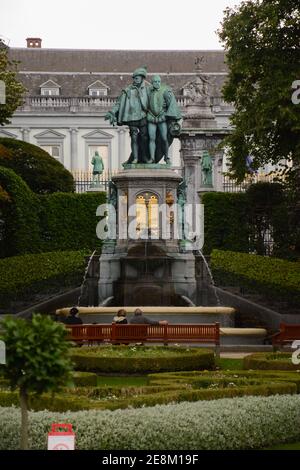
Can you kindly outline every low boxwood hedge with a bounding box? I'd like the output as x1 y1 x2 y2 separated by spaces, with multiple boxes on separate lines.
211 249 300 304
2 394 300 449
244 352 300 371
72 372 98 387
70 346 215 373
0 368 297 412
0 250 87 308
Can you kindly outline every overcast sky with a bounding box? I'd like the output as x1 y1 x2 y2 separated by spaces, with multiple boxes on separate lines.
0 0 243 50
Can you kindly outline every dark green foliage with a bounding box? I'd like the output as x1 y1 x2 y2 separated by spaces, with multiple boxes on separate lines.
244 352 300 371
218 0 300 181
0 314 73 392
211 249 300 304
72 372 98 387
0 138 74 194
39 191 106 251
0 166 40 257
202 192 249 254
0 45 25 126
0 250 86 308
202 183 299 259
70 346 215 373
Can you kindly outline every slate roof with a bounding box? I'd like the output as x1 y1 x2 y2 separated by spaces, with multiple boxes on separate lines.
9 48 228 98
9 48 227 73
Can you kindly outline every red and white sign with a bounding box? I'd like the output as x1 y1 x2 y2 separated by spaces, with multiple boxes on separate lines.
48 423 75 450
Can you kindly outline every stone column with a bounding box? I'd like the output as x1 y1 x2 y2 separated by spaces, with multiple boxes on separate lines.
21 128 30 143
180 136 200 206
69 128 78 171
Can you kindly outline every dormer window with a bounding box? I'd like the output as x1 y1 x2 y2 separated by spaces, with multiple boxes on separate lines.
40 80 61 96
88 80 109 97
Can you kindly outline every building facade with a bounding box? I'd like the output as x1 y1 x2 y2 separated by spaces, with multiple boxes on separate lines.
1 44 234 191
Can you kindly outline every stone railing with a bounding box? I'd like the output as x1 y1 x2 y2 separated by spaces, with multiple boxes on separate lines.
18 95 234 114
19 96 118 111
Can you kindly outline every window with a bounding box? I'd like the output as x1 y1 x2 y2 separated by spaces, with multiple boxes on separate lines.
41 145 61 160
89 88 107 97
136 193 159 239
41 89 60 96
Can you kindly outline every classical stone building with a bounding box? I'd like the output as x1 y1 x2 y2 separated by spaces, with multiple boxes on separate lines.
1 41 234 192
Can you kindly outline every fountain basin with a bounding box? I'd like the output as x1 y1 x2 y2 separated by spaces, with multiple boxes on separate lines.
56 306 235 327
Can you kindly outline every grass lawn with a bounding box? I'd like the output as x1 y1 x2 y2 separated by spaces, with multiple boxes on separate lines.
97 375 149 386
216 357 244 370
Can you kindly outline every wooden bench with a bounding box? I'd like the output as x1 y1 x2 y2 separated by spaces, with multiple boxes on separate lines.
65 322 220 355
272 323 300 349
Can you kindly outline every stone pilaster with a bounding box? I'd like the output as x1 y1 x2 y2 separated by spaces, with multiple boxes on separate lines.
69 128 78 171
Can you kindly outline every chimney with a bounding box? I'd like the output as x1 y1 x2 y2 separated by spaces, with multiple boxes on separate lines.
26 38 42 48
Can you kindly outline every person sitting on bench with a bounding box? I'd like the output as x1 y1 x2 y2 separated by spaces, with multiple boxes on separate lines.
64 307 83 325
129 308 167 325
113 309 128 324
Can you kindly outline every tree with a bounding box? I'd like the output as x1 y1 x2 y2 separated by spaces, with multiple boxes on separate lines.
0 138 75 193
218 0 300 181
0 41 25 126
0 314 73 449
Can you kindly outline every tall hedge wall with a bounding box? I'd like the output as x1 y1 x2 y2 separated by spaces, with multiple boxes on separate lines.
38 192 106 252
0 165 106 256
202 192 249 254
0 166 41 257
211 249 300 304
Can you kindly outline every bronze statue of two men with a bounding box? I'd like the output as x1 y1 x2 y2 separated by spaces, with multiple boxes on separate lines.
105 66 182 165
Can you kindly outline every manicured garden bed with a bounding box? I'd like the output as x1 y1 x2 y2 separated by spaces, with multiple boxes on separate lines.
70 345 215 373
244 352 299 371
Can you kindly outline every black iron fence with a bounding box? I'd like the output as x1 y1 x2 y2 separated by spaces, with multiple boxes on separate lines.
223 173 277 192
72 171 119 193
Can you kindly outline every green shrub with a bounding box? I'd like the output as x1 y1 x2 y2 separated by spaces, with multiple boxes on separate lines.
38 191 106 251
202 192 249 254
71 346 215 373
244 352 300 371
72 372 98 387
0 372 295 412
211 249 300 304
0 138 74 193
0 166 41 257
2 394 300 449
0 250 86 308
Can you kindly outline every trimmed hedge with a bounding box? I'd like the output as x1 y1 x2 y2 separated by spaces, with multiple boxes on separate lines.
38 191 106 252
0 138 74 194
72 372 98 387
70 346 215 373
0 370 296 412
2 394 300 449
0 166 41 257
211 249 300 304
0 250 86 308
202 192 249 254
244 352 300 371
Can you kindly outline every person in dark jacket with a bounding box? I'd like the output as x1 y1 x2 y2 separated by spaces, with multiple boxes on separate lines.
64 307 83 325
129 308 167 325
113 309 128 324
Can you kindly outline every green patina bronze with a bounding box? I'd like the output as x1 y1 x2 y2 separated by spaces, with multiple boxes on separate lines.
201 150 213 186
105 67 182 166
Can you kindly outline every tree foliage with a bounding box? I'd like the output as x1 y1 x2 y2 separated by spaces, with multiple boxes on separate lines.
218 0 300 181
0 43 25 126
0 138 74 193
0 314 73 449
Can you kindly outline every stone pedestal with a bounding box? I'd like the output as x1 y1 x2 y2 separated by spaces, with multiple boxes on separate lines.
98 166 197 306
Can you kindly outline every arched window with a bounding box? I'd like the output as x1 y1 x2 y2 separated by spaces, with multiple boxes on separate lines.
136 192 159 239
